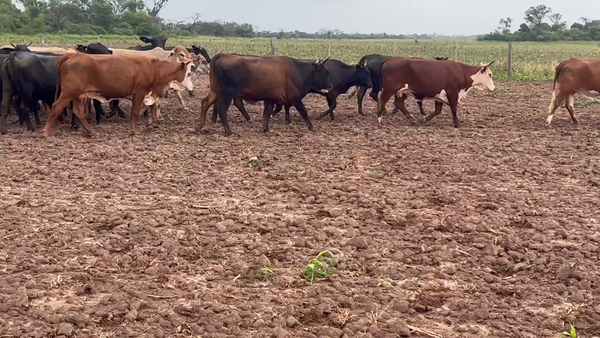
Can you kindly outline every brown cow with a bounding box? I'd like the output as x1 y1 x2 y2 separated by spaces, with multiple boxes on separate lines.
377 58 496 127
546 58 600 125
196 53 332 135
43 53 191 137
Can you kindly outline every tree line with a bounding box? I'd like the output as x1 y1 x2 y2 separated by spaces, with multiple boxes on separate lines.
1 0 474 40
479 5 600 41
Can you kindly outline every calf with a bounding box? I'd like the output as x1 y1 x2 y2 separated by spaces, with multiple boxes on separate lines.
197 54 332 135
546 58 600 125
43 54 192 137
377 57 495 127
349 54 449 115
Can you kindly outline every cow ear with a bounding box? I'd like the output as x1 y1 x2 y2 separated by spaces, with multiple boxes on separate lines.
139 36 150 43
109 50 113 55
2 48 14 53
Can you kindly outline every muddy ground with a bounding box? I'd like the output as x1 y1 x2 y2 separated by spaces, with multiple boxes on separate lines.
1 80 600 338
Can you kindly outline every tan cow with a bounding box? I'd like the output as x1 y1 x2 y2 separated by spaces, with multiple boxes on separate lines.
43 53 192 137
111 46 208 112
547 58 600 125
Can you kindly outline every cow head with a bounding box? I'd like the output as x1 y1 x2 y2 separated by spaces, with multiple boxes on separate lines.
471 60 496 91
139 35 167 48
310 57 333 93
354 63 372 88
2 42 32 53
168 45 193 63
174 61 195 92
434 56 449 60
192 45 211 63
191 54 209 75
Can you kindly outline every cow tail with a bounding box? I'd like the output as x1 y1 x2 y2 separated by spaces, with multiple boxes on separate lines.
209 53 225 97
376 58 389 113
54 54 70 102
553 61 567 91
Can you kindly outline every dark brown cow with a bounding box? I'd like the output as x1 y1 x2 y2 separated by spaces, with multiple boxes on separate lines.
547 58 600 125
197 53 332 135
377 57 496 127
43 53 191 137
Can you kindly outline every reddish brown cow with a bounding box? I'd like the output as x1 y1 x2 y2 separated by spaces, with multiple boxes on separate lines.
377 57 496 127
43 53 191 137
547 58 600 125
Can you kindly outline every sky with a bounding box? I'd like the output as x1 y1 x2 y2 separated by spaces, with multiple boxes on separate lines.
158 0 600 36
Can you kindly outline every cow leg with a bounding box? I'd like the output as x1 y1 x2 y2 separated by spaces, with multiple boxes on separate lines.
0 83 14 135
416 99 426 115
262 101 275 133
546 90 567 126
423 101 444 122
284 106 292 124
197 91 219 132
448 94 460 128
21 101 35 132
211 104 219 124
93 100 105 124
234 98 251 122
271 103 282 117
293 100 314 131
108 101 126 118
130 95 145 135
71 99 95 136
376 89 396 124
319 93 338 120
217 96 233 136
43 97 73 137
393 95 417 124
357 86 368 115
175 90 188 110
565 95 579 124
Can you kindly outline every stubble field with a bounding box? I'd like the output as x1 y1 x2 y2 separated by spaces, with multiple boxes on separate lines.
1 78 600 338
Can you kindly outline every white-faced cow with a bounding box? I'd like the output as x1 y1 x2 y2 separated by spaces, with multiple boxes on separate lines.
377 57 496 127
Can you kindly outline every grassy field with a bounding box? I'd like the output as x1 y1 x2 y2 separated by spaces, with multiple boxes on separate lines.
3 34 600 81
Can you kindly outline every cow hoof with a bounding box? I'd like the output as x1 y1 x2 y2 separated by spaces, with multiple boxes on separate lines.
0 129 6 135
263 128 269 133
285 120 292 125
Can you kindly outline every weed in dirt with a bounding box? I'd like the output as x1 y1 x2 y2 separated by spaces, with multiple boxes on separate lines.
302 249 342 285
151 156 166 163
377 280 393 289
333 307 356 327
248 156 262 169
558 324 577 338
258 267 277 280
367 300 394 327
574 98 600 108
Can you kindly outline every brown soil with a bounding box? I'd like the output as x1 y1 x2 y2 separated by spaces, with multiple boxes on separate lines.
1 80 600 338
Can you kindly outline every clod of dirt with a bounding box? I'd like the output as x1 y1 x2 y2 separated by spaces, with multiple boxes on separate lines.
273 327 290 338
346 237 368 250
286 315 298 328
386 319 411 337
57 323 74 337
556 263 577 281
316 326 343 338
393 300 410 313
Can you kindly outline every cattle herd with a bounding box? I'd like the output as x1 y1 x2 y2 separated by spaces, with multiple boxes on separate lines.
0 35 597 138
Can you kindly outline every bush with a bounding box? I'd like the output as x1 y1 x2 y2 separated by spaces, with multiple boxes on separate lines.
135 22 161 37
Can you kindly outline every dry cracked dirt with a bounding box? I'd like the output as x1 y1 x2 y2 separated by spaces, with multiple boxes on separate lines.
1 79 600 338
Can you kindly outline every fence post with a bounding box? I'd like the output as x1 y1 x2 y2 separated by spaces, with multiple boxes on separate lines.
328 39 331 57
270 39 275 56
393 42 397 55
507 43 513 78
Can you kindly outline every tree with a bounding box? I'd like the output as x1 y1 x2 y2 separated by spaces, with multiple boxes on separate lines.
549 13 566 31
147 0 167 17
518 23 530 33
498 17 513 34
524 5 551 29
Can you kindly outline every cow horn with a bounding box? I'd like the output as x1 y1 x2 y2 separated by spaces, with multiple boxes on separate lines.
315 58 320 64
487 59 496 67
10 42 16 48
28 41 33 47
322 56 330 64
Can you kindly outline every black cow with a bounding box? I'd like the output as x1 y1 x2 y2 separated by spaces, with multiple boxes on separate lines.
197 54 332 135
75 43 126 120
0 52 102 134
75 43 113 55
1 42 32 54
266 58 372 124
350 54 449 115
127 36 168 51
